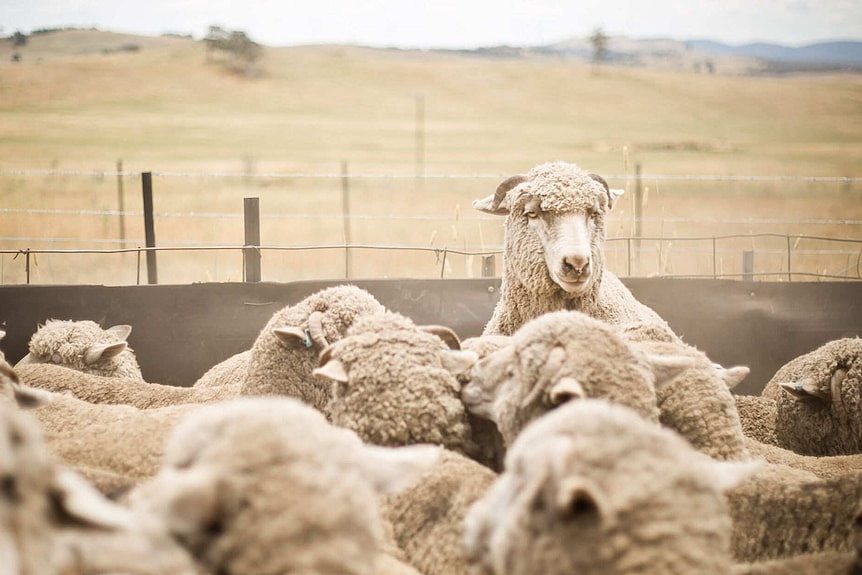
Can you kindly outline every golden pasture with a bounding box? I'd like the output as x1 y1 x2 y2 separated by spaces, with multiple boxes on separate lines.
0 30 860 284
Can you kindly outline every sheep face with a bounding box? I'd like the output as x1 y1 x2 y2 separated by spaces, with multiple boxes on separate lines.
474 163 622 299
463 400 757 575
17 320 142 380
461 311 666 447
131 398 436 575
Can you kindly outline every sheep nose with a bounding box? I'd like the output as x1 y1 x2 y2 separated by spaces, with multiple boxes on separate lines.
561 255 590 278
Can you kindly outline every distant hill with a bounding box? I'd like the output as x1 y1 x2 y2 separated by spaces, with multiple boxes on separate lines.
441 36 862 74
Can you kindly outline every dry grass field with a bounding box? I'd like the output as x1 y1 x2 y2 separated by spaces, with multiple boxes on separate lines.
0 30 860 284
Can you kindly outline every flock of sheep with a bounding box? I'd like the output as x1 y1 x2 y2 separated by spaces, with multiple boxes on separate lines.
1 161 860 575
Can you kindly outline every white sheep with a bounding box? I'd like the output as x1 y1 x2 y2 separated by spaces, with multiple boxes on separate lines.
473 162 674 338
0 364 197 575
18 285 386 413
464 399 760 575
760 338 861 456
460 310 694 447
128 397 438 575
314 311 482 458
16 319 143 380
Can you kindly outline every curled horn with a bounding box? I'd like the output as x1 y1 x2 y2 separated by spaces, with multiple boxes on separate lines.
318 345 334 367
588 173 609 193
307 311 330 350
419 325 461 350
491 175 528 211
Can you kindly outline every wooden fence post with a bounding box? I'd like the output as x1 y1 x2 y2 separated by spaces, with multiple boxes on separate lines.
243 197 261 282
117 159 126 244
633 163 643 275
141 172 158 285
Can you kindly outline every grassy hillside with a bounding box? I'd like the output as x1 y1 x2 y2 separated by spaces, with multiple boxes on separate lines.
0 30 860 285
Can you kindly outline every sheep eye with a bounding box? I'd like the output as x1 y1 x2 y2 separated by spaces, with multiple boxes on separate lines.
525 210 539 219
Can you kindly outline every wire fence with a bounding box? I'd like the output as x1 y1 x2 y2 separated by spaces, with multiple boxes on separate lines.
1 168 860 285
3 233 861 285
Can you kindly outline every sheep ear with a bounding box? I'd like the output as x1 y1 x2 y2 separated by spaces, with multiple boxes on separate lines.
779 378 829 402
440 350 478 378
548 377 586 406
14 353 40 366
642 353 697 390
607 188 624 210
13 384 52 409
83 341 127 365
696 457 762 493
716 365 749 390
161 468 233 534
555 478 607 524
49 469 134 530
419 325 461 350
357 444 440 495
0 330 5 341
313 359 349 383
472 194 510 216
273 326 310 348
105 324 132 341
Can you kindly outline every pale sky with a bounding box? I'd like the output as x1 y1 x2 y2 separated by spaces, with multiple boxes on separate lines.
2 0 860 48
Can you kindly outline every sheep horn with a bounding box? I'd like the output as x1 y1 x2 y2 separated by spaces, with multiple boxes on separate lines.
588 173 609 193
419 325 461 350
491 175 528 211
307 311 330 350
318 345 334 367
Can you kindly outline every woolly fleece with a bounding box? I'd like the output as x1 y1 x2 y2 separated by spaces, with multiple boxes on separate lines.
463 310 660 447
130 397 436 575
464 399 755 575
22 319 143 380
480 162 674 338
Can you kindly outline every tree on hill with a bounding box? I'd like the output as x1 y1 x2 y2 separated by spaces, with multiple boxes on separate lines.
204 25 262 76
11 31 27 47
589 27 609 74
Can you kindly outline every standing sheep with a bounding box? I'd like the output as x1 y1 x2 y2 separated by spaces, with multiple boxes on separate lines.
16 319 143 381
473 162 674 337
460 310 693 447
464 399 760 575
128 397 438 575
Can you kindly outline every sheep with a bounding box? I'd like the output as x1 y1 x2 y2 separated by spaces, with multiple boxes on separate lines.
727 461 862 562
460 310 695 447
314 311 481 457
733 551 858 575
635 338 753 461
18 285 386 413
463 399 760 575
473 161 675 338
381 449 497 575
735 395 780 446
0 365 197 575
742 437 862 480
128 397 439 575
760 338 861 456
16 319 144 381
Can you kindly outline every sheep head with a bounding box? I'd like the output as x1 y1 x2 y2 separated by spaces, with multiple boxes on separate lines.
473 162 623 299
463 400 759 575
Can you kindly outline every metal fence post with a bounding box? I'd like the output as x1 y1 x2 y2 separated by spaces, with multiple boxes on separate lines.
786 235 792 282
633 163 643 274
243 197 261 283
743 250 754 282
341 161 351 279
25 249 30 285
712 237 717 279
117 159 126 244
141 172 158 285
